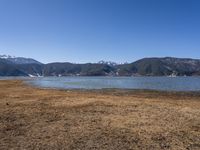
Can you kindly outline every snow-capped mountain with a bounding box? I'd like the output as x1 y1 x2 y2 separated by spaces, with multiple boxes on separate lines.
98 60 118 66
0 55 42 64
0 55 15 59
1 55 200 76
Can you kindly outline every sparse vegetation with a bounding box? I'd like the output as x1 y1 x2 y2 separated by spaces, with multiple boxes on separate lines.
0 80 200 149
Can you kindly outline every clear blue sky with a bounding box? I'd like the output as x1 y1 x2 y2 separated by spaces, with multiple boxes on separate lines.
0 0 200 63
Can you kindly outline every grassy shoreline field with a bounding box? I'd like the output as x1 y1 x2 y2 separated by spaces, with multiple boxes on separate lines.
0 80 200 150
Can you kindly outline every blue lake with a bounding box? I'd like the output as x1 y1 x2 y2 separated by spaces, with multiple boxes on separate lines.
16 76 200 91
1 76 200 91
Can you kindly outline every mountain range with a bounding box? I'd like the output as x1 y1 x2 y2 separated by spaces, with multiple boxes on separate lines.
1 55 200 77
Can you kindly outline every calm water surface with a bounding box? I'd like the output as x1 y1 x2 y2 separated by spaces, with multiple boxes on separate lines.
1 76 200 91
19 76 200 91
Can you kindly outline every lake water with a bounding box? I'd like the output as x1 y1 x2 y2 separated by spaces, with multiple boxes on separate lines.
1 76 200 91
18 76 200 91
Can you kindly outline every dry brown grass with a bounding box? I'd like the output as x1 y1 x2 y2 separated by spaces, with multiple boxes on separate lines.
0 80 200 150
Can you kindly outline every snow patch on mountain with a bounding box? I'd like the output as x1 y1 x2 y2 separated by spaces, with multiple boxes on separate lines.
98 60 118 66
0 54 42 64
0 55 16 59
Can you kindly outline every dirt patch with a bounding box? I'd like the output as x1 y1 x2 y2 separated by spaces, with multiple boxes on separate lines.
0 80 200 150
